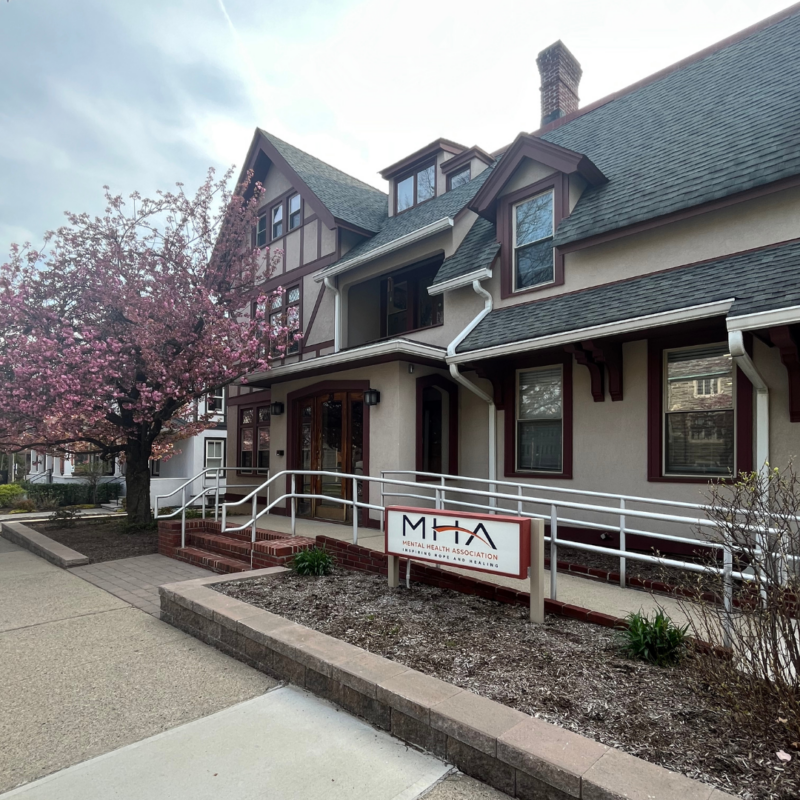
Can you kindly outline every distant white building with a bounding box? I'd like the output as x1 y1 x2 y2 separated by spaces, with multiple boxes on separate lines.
27 393 227 509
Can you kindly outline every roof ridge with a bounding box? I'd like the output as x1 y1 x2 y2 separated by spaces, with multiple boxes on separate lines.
258 128 386 197
490 2 800 155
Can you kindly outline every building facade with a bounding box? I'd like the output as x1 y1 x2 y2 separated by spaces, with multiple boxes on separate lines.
225 8 800 550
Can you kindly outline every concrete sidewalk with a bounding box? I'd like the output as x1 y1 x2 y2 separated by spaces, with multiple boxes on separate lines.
228 513 691 626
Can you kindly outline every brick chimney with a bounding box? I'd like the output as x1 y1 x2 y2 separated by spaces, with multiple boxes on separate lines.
536 41 582 127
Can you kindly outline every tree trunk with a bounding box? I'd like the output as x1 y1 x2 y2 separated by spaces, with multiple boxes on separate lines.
125 441 152 524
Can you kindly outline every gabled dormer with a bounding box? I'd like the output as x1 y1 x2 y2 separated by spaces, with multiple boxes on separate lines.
469 132 605 298
380 138 472 216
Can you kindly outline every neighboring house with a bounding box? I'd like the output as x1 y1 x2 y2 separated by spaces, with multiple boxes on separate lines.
27 393 227 509
225 8 800 551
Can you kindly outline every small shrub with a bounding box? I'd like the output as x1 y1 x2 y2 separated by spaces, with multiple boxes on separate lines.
0 484 24 508
11 498 36 513
620 609 687 667
33 489 61 512
49 507 79 528
291 547 334 576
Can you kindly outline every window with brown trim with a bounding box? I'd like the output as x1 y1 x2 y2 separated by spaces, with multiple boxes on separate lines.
396 161 436 213
257 406 270 473
447 165 471 191
416 375 458 478
380 261 443 337
271 204 284 239
288 194 301 230
239 407 255 473
254 213 268 248
269 285 301 355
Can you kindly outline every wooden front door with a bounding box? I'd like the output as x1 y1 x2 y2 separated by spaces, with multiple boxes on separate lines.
296 391 364 521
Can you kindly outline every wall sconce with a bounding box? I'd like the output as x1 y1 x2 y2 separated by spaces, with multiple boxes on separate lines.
364 389 381 406
269 401 285 416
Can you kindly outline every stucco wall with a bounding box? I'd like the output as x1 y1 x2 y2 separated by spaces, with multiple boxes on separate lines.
260 167 292 207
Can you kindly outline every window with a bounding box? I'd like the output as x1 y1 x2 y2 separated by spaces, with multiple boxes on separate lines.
207 389 224 413
664 345 734 476
396 162 436 213
254 213 267 248
269 285 301 356
271 204 284 239
288 194 301 230
516 367 563 472
416 376 458 478
257 406 270 473
205 439 225 475
150 459 161 477
513 190 554 290
381 261 443 337
448 166 471 190
239 407 254 472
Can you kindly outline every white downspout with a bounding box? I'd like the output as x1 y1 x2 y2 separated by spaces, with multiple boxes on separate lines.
446 279 497 504
323 276 341 353
728 330 769 473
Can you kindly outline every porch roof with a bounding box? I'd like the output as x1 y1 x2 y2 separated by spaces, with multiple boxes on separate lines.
451 239 800 361
242 338 447 388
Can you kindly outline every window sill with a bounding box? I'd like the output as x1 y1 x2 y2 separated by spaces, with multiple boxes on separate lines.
502 274 563 300
648 474 734 484
505 469 572 480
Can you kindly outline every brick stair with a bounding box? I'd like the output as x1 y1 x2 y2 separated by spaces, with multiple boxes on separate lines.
158 519 317 574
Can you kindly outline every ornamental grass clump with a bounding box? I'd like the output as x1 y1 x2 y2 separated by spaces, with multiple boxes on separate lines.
621 609 688 667
291 547 334 577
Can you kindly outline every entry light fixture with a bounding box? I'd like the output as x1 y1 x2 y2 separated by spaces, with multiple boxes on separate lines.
268 401 285 416
364 389 381 406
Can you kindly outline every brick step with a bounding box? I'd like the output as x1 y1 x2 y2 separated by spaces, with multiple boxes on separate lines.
218 526 293 544
173 546 251 573
186 532 253 559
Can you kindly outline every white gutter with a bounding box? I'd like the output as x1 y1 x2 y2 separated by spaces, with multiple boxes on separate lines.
313 217 454 282
428 267 493 297
728 330 769 474
446 279 497 505
323 276 341 353
448 298 735 364
727 304 800 332
242 338 447 385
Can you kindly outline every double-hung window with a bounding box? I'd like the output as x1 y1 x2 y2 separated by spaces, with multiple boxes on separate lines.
271 204 284 239
664 344 734 476
205 440 225 475
513 190 554 290
254 214 268 248
269 285 301 356
257 407 270 473
239 408 255 473
288 194 301 230
516 367 563 472
396 162 436 213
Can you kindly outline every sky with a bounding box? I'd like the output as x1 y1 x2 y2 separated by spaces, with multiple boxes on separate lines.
0 0 792 254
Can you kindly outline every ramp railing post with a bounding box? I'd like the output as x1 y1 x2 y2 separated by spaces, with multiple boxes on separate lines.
181 485 187 549
619 498 626 587
723 545 734 650
550 504 558 602
530 519 545 623
352 476 358 544
291 474 296 537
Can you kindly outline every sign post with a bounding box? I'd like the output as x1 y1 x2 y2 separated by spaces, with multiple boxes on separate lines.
385 506 544 624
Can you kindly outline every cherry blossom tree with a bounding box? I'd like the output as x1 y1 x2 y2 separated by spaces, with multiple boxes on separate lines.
0 168 292 523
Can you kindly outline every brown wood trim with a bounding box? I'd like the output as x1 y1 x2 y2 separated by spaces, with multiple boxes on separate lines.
559 174 800 255
647 330 754 482
440 146 494 175
392 158 437 216
583 339 624 401
415 374 459 480
769 325 800 422
499 176 566 300
380 138 465 179
227 388 272 407
565 344 604 402
446 165 471 192
256 252 337 295
302 283 327 350
503 351 573 480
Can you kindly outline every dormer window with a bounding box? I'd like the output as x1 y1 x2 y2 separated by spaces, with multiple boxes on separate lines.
396 162 436 213
288 194 301 230
513 189 554 290
271 204 284 239
447 166 471 190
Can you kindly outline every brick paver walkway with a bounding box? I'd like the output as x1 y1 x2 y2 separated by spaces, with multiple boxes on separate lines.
70 554 213 616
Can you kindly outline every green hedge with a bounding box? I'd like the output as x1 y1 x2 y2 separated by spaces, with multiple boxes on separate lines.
26 482 122 506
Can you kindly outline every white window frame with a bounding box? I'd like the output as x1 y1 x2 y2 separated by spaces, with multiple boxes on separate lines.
515 365 564 474
271 204 284 239
204 439 225 475
288 194 302 230
512 189 555 293
662 343 736 478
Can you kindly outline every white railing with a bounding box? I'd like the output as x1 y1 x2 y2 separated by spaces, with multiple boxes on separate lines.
212 468 798 648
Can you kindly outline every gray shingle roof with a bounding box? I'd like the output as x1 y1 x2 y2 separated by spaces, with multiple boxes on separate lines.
432 217 499 286
544 12 800 246
260 130 388 233
319 167 494 275
457 240 800 354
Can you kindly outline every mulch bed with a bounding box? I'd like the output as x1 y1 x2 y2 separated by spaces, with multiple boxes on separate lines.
30 520 158 563
218 569 799 800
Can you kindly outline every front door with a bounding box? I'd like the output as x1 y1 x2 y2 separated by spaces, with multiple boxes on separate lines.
296 391 364 521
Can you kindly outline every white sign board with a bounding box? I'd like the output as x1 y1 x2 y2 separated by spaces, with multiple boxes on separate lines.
384 506 530 579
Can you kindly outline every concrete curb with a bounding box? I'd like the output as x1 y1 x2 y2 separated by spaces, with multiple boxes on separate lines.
159 571 737 800
1 520 90 567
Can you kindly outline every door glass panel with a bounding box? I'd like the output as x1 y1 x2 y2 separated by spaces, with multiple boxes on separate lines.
298 402 313 516
422 386 443 473
257 427 270 472
319 396 344 513
351 398 364 503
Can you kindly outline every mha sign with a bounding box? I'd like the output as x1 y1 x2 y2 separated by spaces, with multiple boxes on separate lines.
385 506 530 579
